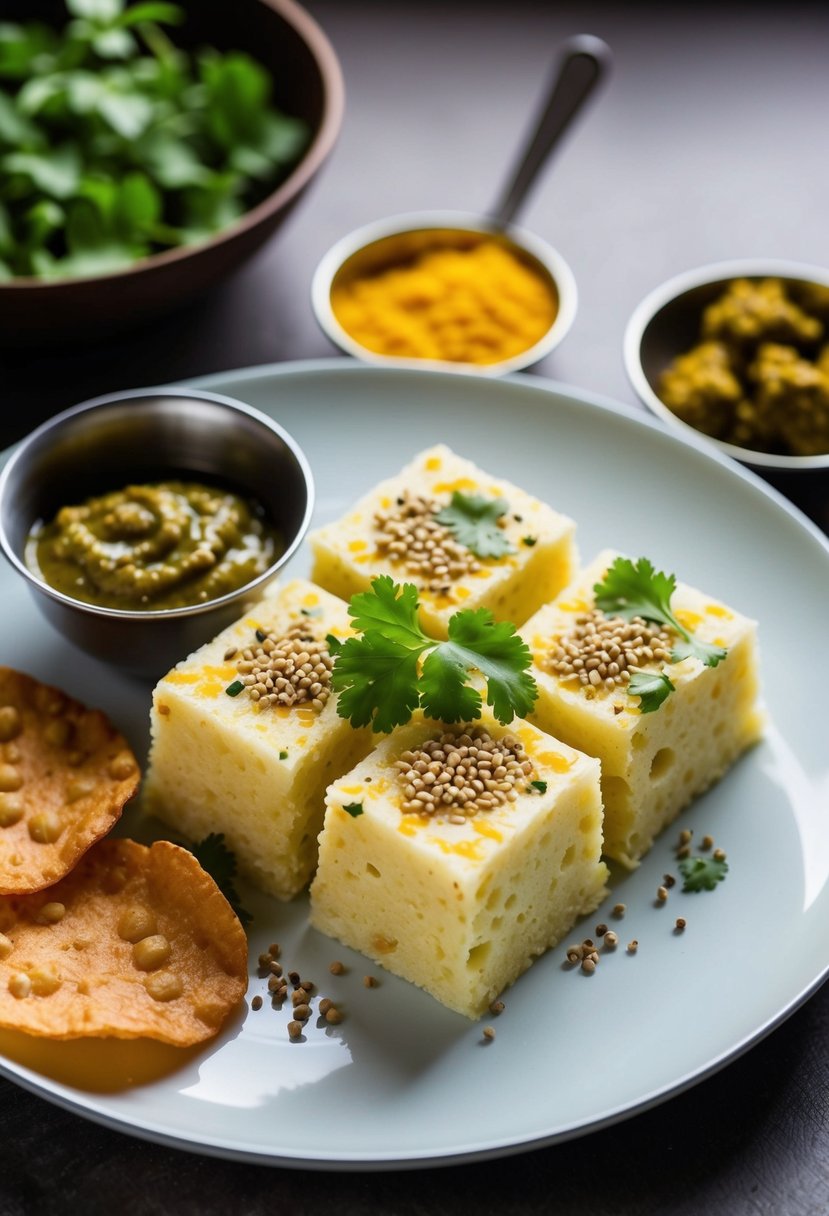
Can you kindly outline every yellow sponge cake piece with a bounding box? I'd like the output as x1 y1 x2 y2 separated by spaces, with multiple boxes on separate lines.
144 580 371 900
310 714 607 1018
309 443 577 637
521 551 764 868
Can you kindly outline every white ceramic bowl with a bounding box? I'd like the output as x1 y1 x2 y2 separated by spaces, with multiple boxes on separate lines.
311 209 578 377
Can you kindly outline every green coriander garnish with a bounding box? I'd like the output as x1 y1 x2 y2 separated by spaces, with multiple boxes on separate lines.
0 0 309 281
279 749 288 760
627 670 676 714
225 679 244 697
435 492 514 559
255 629 267 643
522 536 537 547
342 802 363 818
301 607 322 617
325 633 342 654
594 557 728 669
183 832 252 926
678 854 729 892
529 780 547 794
331 575 537 733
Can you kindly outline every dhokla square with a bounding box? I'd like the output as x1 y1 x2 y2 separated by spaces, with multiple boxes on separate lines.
309 714 607 1018
521 550 764 869
308 443 577 638
144 580 371 900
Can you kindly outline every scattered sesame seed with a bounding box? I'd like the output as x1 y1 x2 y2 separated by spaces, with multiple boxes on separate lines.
595 923 608 937
325 1007 343 1025
612 903 626 918
489 1000 505 1015
603 931 618 949
318 998 333 1016
482 1026 496 1042
293 1003 311 1021
566 945 582 965
363 975 379 988
713 848 727 862
677 846 691 860
675 918 687 932
678 829 693 846
581 957 597 975
251 995 263 1011
257 952 272 968
656 886 669 903
701 834 714 851
329 960 346 976
287 1020 303 1040
288 970 301 987
627 940 639 954
663 874 676 889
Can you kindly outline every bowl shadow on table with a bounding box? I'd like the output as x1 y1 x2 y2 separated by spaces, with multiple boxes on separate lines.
0 0 343 347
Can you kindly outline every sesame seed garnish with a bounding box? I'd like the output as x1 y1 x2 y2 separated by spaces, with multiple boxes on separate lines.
627 940 639 954
394 725 534 820
328 960 346 976
363 975 379 988
675 918 687 932
251 995 263 1011
713 847 727 862
603 931 618 949
325 1007 343 1025
663 874 676 888
373 491 483 594
701 834 714 851
612 903 626 918
595 923 608 937
678 829 693 846
287 1020 303 1040
545 609 674 697
489 999 505 1015
482 1026 496 1042
581 956 597 975
234 624 333 712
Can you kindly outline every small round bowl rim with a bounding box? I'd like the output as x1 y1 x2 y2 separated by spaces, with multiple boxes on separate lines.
0 0 345 295
310 208 578 377
0 386 315 621
623 257 829 472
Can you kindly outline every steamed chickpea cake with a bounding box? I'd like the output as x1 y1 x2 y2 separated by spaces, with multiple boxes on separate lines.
27 480 280 611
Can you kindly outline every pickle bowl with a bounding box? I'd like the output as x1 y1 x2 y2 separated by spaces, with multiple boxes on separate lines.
310 34 611 377
0 388 314 677
624 258 829 531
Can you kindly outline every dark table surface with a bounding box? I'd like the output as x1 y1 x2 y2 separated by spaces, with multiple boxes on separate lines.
1 3 828 1213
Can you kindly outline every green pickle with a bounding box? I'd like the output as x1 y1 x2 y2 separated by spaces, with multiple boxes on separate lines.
27 480 281 611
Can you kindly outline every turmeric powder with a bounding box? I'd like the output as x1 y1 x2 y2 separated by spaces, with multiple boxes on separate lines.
330 239 558 366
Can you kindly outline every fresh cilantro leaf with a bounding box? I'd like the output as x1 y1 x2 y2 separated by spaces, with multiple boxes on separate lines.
278 749 288 760
436 492 514 559
331 577 537 732
325 633 342 655
678 855 728 892
184 832 252 926
594 557 728 671
628 669 675 713
522 536 537 547
428 609 537 726
342 802 363 818
333 632 423 733
529 780 547 794
225 679 244 697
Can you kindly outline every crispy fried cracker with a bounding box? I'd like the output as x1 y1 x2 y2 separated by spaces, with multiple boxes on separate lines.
0 838 248 1044
0 668 139 895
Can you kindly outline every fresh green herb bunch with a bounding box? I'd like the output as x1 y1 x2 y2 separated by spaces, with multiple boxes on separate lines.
0 0 309 279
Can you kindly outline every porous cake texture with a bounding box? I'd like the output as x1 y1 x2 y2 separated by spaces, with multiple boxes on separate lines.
308 443 577 638
144 580 371 900
521 551 764 868
309 714 607 1018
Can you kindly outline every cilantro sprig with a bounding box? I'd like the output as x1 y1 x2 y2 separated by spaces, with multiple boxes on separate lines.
678 854 729 892
435 492 514 559
331 575 537 733
627 669 676 714
594 557 728 669
183 832 252 927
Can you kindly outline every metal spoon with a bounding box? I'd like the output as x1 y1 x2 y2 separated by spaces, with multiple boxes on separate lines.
312 34 612 375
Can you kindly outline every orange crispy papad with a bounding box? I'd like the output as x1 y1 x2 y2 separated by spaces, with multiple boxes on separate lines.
0 668 140 895
0 838 248 1045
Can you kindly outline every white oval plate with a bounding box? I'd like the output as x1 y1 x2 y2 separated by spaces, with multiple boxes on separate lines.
0 360 827 1169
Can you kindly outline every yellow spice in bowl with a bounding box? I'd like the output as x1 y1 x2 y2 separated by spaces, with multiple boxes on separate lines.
330 240 558 365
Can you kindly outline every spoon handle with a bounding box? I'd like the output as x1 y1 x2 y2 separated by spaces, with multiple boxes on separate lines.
490 33 612 229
